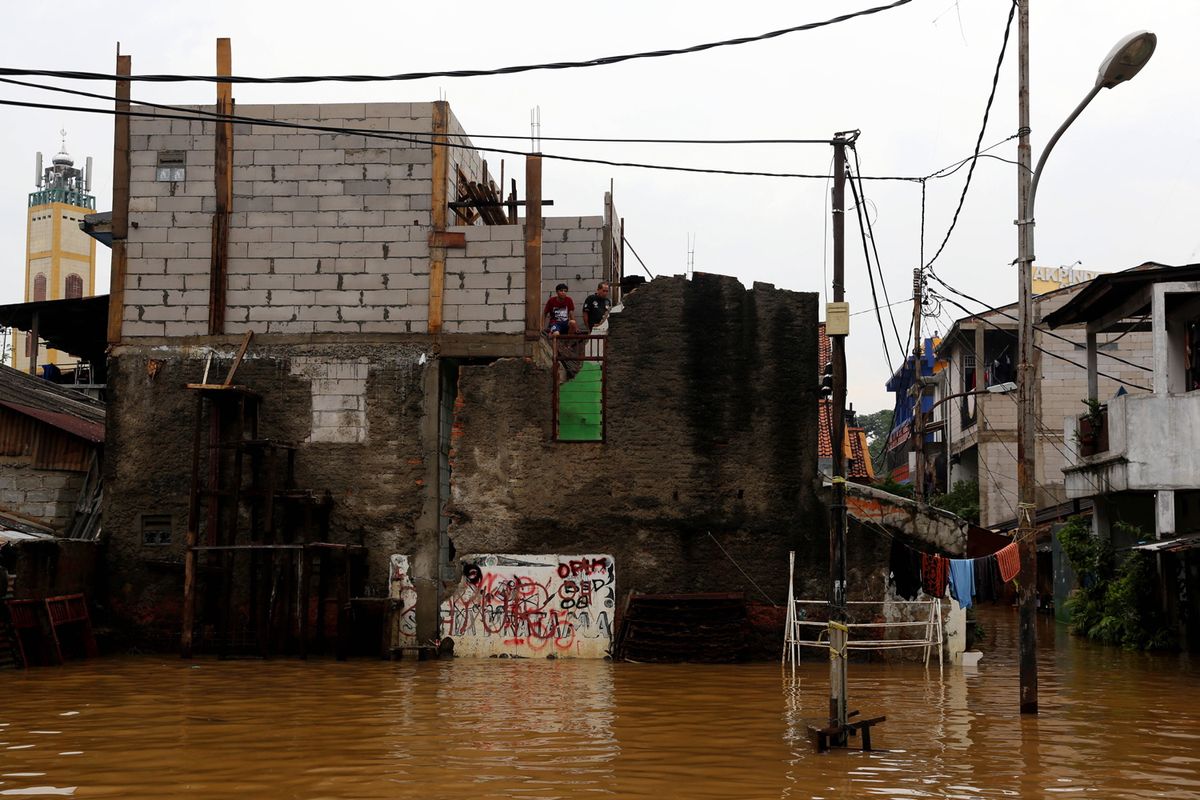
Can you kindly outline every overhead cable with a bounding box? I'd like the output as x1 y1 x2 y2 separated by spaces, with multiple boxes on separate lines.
923 0 1018 272
0 1 914 84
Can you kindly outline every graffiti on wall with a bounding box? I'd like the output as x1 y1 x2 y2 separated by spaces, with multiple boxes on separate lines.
440 554 616 658
389 554 418 650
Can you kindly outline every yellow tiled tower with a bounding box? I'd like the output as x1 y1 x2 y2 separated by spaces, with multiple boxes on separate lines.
14 132 97 374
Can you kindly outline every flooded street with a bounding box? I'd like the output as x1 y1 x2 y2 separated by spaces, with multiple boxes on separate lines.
1 607 1199 799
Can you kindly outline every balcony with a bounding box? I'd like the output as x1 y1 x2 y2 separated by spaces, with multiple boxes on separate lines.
1063 392 1200 498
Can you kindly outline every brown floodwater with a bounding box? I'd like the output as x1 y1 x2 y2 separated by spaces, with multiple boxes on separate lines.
1 607 1198 799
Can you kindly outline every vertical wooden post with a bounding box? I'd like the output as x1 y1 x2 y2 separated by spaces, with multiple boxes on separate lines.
208 38 233 335
1015 0 1038 715
427 101 449 333
827 135 849 745
28 312 39 376
524 155 543 335
181 394 203 657
107 50 131 346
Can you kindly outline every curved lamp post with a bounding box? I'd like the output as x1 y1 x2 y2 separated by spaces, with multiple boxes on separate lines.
1015 28 1156 715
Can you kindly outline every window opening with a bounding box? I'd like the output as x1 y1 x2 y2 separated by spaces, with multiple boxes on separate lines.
552 335 606 442
33 273 47 302
65 273 83 299
156 150 186 182
141 514 173 546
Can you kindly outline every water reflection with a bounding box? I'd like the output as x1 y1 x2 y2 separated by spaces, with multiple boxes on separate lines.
0 608 1197 798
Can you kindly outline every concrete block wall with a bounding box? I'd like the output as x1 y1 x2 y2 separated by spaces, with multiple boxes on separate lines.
123 102 506 338
443 224 526 334
540 216 606 328
0 463 84 531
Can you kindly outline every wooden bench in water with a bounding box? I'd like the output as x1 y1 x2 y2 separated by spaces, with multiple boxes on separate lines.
808 711 887 753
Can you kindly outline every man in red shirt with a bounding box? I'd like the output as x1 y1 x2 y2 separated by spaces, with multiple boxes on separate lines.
543 283 577 336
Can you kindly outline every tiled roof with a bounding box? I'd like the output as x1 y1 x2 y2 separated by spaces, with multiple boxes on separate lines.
818 398 874 480
817 322 831 378
817 323 873 479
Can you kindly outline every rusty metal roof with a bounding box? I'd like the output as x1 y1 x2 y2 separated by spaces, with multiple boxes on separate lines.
0 364 104 444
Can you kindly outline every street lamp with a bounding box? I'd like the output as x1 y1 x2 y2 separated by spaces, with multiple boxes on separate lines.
1014 27 1156 716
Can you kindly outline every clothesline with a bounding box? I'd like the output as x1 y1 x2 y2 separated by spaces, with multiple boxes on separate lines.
889 538 1022 611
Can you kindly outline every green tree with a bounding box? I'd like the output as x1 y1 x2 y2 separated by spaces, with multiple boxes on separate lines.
931 480 980 524
856 408 894 465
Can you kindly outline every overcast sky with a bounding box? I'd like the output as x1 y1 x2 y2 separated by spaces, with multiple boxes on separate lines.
2 0 1197 411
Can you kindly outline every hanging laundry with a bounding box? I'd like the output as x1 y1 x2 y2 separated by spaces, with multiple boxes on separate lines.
948 558 975 609
921 552 949 599
890 539 923 600
973 555 1002 603
996 542 1021 583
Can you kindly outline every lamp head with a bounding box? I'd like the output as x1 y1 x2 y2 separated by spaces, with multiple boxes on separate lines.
1096 31 1157 89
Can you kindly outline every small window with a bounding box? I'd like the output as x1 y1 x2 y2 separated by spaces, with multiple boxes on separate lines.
65 273 83 299
33 273 47 302
156 150 186 183
141 514 173 546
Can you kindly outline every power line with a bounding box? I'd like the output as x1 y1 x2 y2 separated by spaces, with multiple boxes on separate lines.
0 74 834 146
928 285 1151 391
848 146 906 356
0 1 915 85
923 0 1018 273
926 273 1152 373
846 158 902 375
0 96 845 180
3 76 1024 185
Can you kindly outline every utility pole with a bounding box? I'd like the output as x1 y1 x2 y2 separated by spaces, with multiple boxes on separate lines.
910 269 925 503
827 133 850 744
1015 0 1039 715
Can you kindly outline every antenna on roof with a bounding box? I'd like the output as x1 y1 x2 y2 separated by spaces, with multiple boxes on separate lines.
530 105 541 153
686 233 696 279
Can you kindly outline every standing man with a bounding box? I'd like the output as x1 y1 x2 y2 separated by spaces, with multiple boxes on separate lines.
582 281 612 331
543 283 577 336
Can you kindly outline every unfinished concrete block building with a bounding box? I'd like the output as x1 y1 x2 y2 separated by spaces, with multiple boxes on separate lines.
102 53 826 657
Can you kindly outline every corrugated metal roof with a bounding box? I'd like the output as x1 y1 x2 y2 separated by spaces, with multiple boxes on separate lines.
0 401 103 443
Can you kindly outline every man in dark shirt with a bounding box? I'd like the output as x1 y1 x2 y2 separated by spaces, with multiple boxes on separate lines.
582 282 611 331
543 283 577 336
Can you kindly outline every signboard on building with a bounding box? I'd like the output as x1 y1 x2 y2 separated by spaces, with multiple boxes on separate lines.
1032 264 1101 295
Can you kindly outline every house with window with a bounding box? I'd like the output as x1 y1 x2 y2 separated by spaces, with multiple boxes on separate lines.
96 80 839 660
933 268 1154 529
1044 263 1200 647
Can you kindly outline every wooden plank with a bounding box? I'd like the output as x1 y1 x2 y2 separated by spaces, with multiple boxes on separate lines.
428 231 466 249
222 329 254 386
428 100 449 333
524 155 543 335
208 38 233 335
107 52 132 346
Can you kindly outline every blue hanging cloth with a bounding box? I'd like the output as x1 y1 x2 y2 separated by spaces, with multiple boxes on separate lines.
948 558 975 610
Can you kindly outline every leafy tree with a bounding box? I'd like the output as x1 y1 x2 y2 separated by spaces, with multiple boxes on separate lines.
856 408 895 465
930 480 980 524
1057 516 1174 650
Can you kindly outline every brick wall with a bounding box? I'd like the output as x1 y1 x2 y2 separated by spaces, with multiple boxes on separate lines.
442 224 526 334
122 102 507 338
540 216 606 327
0 463 84 531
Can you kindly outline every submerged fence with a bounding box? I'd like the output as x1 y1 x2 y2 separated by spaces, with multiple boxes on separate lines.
782 552 944 673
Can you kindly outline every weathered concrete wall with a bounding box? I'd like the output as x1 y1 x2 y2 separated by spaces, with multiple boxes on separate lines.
448 275 852 614
103 340 435 638
0 462 85 532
